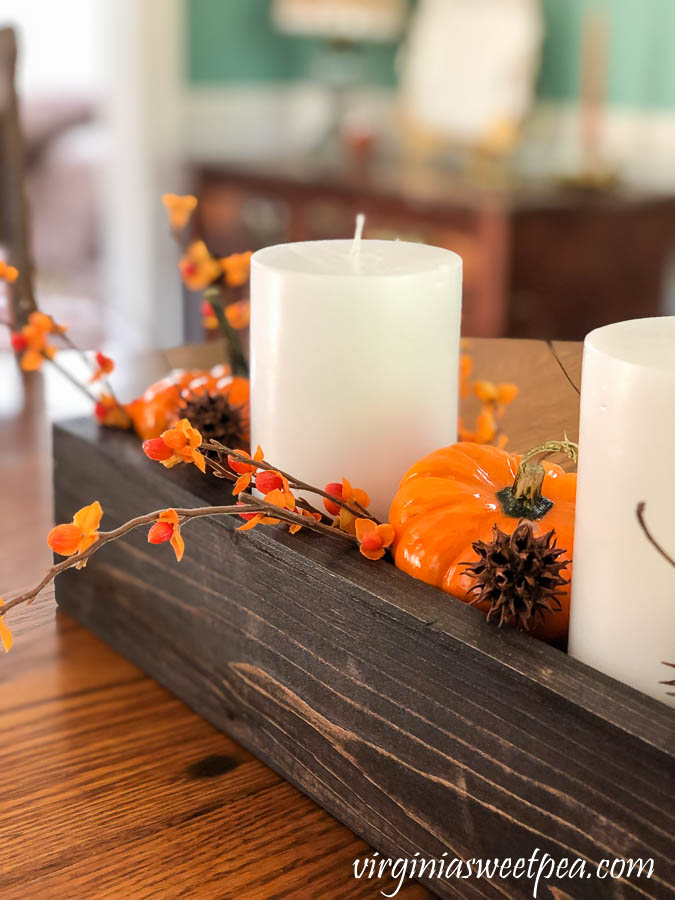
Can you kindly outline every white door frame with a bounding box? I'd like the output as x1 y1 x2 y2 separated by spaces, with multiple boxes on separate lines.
101 0 185 350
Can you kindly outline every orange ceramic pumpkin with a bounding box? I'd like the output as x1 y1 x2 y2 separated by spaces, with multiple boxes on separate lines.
389 441 577 643
125 366 250 441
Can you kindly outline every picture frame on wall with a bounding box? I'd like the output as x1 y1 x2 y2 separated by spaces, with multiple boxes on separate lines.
399 0 544 156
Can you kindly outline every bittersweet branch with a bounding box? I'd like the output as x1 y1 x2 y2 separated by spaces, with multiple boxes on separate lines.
0 499 358 620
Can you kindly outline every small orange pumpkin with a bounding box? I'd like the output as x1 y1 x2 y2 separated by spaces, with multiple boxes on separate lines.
125 366 250 442
389 441 577 643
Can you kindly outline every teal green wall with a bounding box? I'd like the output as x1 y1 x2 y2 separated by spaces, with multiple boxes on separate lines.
188 0 398 86
188 0 675 109
538 0 675 109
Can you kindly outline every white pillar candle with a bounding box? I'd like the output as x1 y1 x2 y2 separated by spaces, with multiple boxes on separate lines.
250 238 462 520
569 317 675 706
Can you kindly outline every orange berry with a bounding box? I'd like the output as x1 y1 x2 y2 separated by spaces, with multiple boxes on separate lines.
147 521 174 544
162 193 197 230
143 437 173 461
10 332 28 352
256 470 283 494
359 531 382 553
47 523 83 556
237 502 257 521
228 452 254 474
0 262 19 283
95 351 113 370
473 381 498 403
475 407 497 443
225 298 250 330
496 383 518 405
323 482 343 516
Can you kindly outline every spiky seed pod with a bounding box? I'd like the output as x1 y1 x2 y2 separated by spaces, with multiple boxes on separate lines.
464 520 569 630
179 391 247 451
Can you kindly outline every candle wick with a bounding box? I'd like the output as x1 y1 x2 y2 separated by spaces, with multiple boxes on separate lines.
350 213 365 257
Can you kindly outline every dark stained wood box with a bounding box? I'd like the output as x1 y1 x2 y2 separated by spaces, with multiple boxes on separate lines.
53 341 674 899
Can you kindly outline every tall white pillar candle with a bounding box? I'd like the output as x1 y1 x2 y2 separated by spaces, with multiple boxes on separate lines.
569 317 675 706
250 239 462 520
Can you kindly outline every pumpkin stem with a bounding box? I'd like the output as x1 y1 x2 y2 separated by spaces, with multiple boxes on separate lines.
498 439 578 520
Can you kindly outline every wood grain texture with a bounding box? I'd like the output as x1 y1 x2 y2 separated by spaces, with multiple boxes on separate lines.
50 340 674 898
0 347 424 900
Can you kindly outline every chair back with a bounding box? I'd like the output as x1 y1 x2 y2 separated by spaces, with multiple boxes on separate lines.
0 26 36 328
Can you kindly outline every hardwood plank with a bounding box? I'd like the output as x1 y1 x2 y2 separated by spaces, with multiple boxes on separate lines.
1 598 424 898
7 781 429 900
465 338 580 454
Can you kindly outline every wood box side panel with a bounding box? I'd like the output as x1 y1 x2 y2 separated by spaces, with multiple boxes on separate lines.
53 422 675 899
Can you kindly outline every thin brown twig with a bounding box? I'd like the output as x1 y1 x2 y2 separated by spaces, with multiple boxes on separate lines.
48 351 127 418
204 287 249 378
55 328 118 400
659 661 675 696
203 454 236 482
547 340 581 396
0 498 358 620
636 502 675 570
201 443 338 518
45 354 101 404
350 497 373 518
294 496 325 517
170 227 189 252
51 322 97 373
2 313 124 412
237 494 357 542
207 441 382 525
0 505 263 616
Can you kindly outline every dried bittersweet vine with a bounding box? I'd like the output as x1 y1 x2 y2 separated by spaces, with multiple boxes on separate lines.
0 421 395 651
161 196 251 371
1 271 127 421
458 342 518 447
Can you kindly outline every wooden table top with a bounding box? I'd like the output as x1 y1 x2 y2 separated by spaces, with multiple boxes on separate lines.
0 338 581 898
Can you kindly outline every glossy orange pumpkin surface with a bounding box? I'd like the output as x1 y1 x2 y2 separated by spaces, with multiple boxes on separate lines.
125 366 250 441
389 442 576 642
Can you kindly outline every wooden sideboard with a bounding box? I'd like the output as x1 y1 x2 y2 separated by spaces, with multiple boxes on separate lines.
187 157 675 341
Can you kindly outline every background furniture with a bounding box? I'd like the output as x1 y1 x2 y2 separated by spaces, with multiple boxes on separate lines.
0 25 99 347
0 27 36 329
188 158 675 341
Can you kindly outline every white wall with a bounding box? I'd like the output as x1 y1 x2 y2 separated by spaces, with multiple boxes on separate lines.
3 0 186 350
100 0 185 350
1 0 106 94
